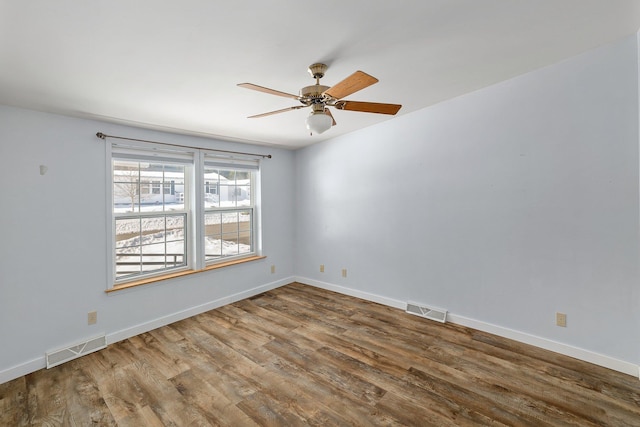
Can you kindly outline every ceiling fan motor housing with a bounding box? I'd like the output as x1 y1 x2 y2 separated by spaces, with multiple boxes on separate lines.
300 85 330 104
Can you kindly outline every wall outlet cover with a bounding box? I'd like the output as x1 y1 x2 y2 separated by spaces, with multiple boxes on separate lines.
556 312 567 327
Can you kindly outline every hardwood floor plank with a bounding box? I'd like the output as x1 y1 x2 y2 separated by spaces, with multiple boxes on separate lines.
272 284 359 318
237 297 306 330
170 368 259 426
254 347 399 426
473 329 639 389
209 304 305 353
375 390 496 427
399 341 606 425
312 343 513 426
169 323 264 405
195 310 272 352
251 289 350 335
194 360 259 407
407 366 581 427
0 376 29 426
24 365 70 425
61 362 117 426
215 303 298 342
340 312 611 425
263 338 387 406
436 327 640 416
320 345 491 425
126 360 213 426
87 362 154 424
402 367 536 427
405 336 621 425
2 282 639 426
186 333 357 426
127 333 191 380
292 323 409 378
236 391 310 427
147 324 227 370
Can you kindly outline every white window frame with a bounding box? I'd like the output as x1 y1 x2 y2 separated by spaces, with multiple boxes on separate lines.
106 141 261 289
202 159 258 265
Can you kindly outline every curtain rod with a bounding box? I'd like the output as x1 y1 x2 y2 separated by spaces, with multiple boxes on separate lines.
96 132 272 159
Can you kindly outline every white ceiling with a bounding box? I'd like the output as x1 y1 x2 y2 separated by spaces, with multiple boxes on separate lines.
1 1 639 149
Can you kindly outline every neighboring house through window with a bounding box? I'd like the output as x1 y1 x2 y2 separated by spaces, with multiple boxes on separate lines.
203 159 256 263
109 142 260 287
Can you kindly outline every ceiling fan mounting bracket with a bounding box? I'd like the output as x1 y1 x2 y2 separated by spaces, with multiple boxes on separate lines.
308 63 328 80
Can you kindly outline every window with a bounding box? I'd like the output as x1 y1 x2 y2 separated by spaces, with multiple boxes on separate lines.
113 159 188 281
110 143 260 287
203 166 254 263
151 181 161 194
205 181 218 195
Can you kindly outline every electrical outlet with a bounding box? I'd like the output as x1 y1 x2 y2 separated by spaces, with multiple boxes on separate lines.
320 264 325 273
88 311 97 325
556 312 567 327
270 265 275 274
342 268 347 278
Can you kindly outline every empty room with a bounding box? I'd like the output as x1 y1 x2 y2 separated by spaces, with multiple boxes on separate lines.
1 1 640 425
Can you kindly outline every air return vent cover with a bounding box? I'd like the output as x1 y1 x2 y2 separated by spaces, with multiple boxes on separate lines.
46 335 107 369
406 301 447 323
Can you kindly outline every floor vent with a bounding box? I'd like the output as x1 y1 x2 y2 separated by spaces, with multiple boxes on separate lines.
406 302 447 323
46 335 107 369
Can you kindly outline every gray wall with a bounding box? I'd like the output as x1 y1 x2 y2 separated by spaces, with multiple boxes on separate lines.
0 106 295 379
295 34 640 365
1 33 638 381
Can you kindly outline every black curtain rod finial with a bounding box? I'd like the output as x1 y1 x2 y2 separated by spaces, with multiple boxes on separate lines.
96 132 106 139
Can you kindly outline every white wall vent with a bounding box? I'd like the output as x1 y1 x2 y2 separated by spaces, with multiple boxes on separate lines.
46 335 107 369
406 301 447 323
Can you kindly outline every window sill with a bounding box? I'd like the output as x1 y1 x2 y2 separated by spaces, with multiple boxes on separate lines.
106 255 266 293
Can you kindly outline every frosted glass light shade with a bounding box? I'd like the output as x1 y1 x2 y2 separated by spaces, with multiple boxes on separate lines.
305 111 332 134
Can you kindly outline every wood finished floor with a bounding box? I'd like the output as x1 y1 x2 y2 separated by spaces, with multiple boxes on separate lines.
1 282 639 426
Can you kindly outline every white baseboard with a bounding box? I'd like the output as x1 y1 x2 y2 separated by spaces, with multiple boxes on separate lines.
107 276 293 345
0 276 294 385
447 314 639 378
295 276 640 379
297 277 406 309
4 276 637 384
0 357 46 385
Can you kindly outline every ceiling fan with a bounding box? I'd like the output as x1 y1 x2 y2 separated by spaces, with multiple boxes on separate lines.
238 63 402 135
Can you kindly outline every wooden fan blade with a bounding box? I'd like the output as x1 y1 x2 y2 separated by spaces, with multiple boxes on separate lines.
325 108 337 126
338 101 402 115
247 105 306 118
323 71 378 100
238 83 300 100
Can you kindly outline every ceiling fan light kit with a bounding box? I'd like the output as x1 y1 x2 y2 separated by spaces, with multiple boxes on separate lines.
238 63 402 135
306 110 333 135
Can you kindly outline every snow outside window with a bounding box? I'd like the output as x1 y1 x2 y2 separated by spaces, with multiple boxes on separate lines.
110 143 261 287
113 159 188 282
203 166 255 263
